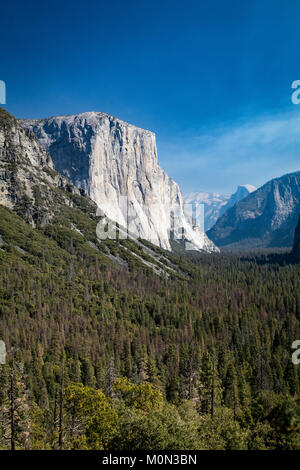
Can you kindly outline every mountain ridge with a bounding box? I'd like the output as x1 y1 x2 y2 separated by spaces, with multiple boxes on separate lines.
207 170 300 250
22 110 154 135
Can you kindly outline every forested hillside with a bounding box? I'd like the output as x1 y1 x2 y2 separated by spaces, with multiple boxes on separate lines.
0 204 299 449
0 106 300 451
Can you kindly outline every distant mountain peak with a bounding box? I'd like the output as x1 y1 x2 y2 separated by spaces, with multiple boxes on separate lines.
237 184 256 193
185 184 256 231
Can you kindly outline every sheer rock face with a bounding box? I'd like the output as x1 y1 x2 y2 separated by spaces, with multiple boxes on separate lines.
207 172 300 250
22 112 218 252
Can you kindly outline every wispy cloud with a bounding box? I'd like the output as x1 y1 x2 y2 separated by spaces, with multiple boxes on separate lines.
158 110 300 194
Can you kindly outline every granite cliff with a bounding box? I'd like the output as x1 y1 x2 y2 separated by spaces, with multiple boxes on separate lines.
22 112 218 252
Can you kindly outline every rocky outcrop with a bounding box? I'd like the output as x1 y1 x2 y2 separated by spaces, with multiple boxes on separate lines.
185 185 256 231
0 107 93 226
207 172 300 250
22 112 218 252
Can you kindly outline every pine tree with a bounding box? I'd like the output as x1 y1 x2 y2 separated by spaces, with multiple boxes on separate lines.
0 358 31 450
199 351 223 416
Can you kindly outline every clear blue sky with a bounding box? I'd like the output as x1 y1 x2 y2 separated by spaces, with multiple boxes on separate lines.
1 0 300 193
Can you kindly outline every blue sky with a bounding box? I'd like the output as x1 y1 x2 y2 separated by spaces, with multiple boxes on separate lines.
1 0 300 193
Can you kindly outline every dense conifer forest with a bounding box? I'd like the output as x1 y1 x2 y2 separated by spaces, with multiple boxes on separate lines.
0 203 299 450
